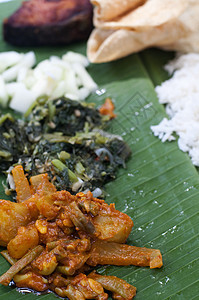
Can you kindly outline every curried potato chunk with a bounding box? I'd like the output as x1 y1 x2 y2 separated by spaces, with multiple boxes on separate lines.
92 204 134 243
0 200 37 246
12 165 32 202
7 224 39 259
30 173 57 196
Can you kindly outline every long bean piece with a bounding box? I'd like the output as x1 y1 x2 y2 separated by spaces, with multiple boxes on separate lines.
1 250 17 265
87 240 163 269
0 245 43 285
88 272 136 300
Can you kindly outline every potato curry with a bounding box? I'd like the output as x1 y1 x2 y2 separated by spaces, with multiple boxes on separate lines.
0 165 163 299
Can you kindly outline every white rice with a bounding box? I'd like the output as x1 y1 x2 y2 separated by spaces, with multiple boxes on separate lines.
151 53 199 166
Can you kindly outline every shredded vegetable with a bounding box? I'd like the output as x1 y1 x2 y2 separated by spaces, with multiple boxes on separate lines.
0 51 97 113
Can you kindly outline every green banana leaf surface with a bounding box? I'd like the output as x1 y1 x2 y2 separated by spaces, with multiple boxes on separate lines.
0 1 199 299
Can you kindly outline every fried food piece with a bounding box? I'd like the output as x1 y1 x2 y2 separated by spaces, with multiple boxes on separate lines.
3 0 93 46
87 240 163 269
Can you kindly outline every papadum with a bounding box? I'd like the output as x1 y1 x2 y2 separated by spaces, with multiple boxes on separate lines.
87 0 199 63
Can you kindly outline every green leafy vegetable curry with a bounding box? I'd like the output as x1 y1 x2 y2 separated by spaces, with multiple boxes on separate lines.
0 97 131 196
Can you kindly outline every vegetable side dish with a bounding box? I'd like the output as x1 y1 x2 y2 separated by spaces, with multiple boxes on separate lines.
0 51 97 113
0 97 131 196
0 165 163 299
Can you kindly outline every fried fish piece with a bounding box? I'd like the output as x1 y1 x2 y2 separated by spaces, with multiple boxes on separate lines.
3 0 93 46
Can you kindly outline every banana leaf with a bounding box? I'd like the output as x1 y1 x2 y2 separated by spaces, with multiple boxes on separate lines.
0 1 199 300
